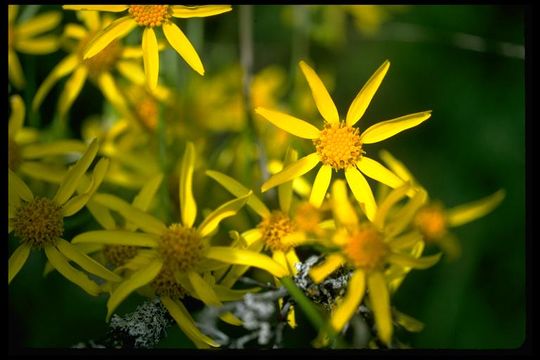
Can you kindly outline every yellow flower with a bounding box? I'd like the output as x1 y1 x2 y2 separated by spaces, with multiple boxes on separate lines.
380 149 505 259
308 180 441 345
72 142 287 348
32 11 152 122
256 60 431 221
8 5 61 89
8 94 88 183
8 139 121 295
63 5 233 89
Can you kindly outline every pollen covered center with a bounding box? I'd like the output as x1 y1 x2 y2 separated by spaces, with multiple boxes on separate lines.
151 266 187 300
13 197 63 248
8 136 21 170
313 122 363 170
159 223 204 273
414 205 447 241
129 5 171 27
343 226 387 271
258 211 296 252
103 245 138 267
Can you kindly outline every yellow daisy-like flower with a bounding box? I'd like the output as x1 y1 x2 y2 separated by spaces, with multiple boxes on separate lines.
8 94 88 183
8 5 61 89
71 142 287 347
32 11 154 122
380 150 505 259
308 180 441 345
63 5 233 89
256 60 432 221
8 139 121 295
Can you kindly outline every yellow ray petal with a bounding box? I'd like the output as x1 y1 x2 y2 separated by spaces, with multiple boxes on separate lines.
56 238 121 282
32 54 79 112
387 231 423 250
385 188 427 238
331 179 359 227
58 66 88 119
278 149 298 214
373 182 411 231
15 37 59 54
386 252 441 269
172 5 232 18
107 258 163 320
180 142 197 228
367 271 392 345
86 201 116 230
63 23 88 39
8 244 31 284
9 169 34 202
360 111 432 144
346 60 390 126
242 228 263 246
309 253 346 284
8 49 25 89
162 21 204 76
330 269 366 332
18 162 64 184
255 107 320 139
272 251 291 275
379 149 414 183
116 60 146 85
84 16 136 59
213 285 260 301
187 271 222 307
344 167 377 222
206 170 269 218
8 5 18 23
63 5 129 12
92 193 167 235
21 140 86 159
142 26 159 89
16 12 61 38
160 296 219 348
357 156 403 190
446 189 505 228
77 10 100 32
437 234 462 260
44 245 101 296
309 164 332 208
299 60 340 124
132 173 163 211
53 139 98 206
73 230 159 247
198 193 251 238
261 153 320 192
206 247 288 278
116 249 156 273
394 309 424 333
281 231 309 248
9 94 25 138
96 72 130 118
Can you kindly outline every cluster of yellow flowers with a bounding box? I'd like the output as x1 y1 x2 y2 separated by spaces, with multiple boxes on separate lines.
8 5 504 349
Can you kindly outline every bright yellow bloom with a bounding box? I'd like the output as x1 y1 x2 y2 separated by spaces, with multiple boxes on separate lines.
63 5 233 89
256 60 431 221
8 5 61 89
72 142 286 348
308 180 441 345
8 139 121 295
380 150 505 259
8 94 88 183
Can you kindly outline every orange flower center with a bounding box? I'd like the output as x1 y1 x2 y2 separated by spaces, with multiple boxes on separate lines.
342 226 387 271
314 122 364 170
129 5 171 27
159 223 204 272
414 205 447 241
8 136 21 171
12 197 63 248
135 97 159 130
258 211 296 252
103 245 138 267
294 202 323 235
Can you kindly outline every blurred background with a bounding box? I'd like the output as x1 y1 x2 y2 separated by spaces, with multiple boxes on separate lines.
8 5 525 349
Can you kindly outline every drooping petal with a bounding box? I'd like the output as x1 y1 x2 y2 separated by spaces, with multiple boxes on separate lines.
32 54 78 112
206 170 269 218
15 37 59 54
64 157 109 216
83 16 136 59
162 21 204 76
106 258 163 320
205 247 288 278
378 149 414 182
255 107 320 139
171 5 232 18
309 253 346 284
56 238 121 282
330 269 366 332
357 156 403 190
309 164 332 208
73 230 159 247
8 49 25 89
53 138 98 206
57 65 88 119
373 182 411 231
187 271 222 307
367 271 392 345
180 142 197 228
299 60 340 124
21 140 86 159
142 26 159 89
386 252 442 269
9 169 33 202
160 296 219 348
16 11 61 39
446 189 505 228
261 153 320 193
331 179 359 227
360 111 432 144
8 244 31 284
63 5 129 12
385 188 427 238
9 94 25 138
44 245 101 296
346 60 390 126
198 193 251 238
344 167 377 222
